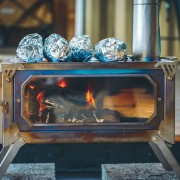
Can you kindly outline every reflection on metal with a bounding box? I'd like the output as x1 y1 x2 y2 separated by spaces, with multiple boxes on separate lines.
155 61 177 80
158 118 175 144
4 123 21 147
0 136 26 180
165 56 177 60
2 63 24 81
149 136 180 178
75 0 85 36
133 0 160 61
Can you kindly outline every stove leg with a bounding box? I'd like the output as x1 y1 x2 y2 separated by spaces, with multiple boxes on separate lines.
149 136 180 178
0 137 26 179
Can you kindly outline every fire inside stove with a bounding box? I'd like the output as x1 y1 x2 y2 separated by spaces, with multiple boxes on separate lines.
23 76 155 125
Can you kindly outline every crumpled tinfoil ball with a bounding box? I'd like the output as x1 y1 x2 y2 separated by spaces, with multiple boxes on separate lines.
94 38 127 62
69 35 92 61
16 33 43 63
43 33 71 62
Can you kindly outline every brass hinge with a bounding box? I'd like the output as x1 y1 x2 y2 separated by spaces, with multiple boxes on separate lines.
2 64 24 82
154 61 177 80
2 102 9 114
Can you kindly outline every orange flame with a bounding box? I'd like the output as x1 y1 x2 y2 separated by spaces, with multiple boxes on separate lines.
86 83 96 109
29 84 35 90
58 79 67 88
36 91 46 111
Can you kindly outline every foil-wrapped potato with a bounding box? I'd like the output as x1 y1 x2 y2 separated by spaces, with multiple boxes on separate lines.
16 33 43 63
44 33 71 62
69 35 92 62
94 38 127 62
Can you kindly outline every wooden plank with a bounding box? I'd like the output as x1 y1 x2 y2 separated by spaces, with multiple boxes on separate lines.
16 0 36 9
160 1 180 60
0 0 23 26
114 0 133 54
67 0 75 41
85 0 101 46
103 91 154 118
175 136 180 142
54 0 67 37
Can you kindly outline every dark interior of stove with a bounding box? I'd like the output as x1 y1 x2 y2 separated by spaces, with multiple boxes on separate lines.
23 76 155 125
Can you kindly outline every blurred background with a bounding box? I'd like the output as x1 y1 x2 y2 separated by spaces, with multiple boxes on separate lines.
0 0 179 58
0 0 180 179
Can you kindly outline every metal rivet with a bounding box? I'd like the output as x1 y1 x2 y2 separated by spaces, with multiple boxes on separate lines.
158 131 162 135
152 136 158 141
168 76 172 80
17 99 21 103
5 78 10 82
21 138 26 143
15 133 20 137
158 98 161 102
4 110 7 114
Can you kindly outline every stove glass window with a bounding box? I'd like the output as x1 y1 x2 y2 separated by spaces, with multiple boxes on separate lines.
23 76 155 124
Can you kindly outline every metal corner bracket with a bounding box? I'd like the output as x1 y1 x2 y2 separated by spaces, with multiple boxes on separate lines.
149 135 180 178
154 61 177 80
2 64 24 82
156 120 175 144
4 122 26 146
0 123 26 179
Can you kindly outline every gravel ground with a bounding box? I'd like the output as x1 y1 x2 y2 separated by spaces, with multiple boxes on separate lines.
3 163 55 180
102 163 178 180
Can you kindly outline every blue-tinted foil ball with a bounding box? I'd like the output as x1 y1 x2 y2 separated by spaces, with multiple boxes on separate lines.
94 38 127 62
16 33 43 63
69 35 92 62
43 33 71 62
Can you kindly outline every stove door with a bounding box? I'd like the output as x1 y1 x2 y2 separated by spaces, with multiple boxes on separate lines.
14 69 164 131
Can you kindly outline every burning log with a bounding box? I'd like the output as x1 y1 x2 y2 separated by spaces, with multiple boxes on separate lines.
27 84 40 123
35 84 121 123
40 108 120 124
40 87 94 123
66 109 120 123
26 76 154 124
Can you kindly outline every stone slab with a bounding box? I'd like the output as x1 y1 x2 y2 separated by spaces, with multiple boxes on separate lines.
3 163 55 180
102 163 178 180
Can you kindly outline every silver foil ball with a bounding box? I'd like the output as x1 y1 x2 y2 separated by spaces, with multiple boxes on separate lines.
44 33 71 62
69 35 92 61
16 33 43 63
94 38 127 62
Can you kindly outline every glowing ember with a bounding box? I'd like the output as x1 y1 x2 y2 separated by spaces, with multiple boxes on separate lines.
36 91 46 111
58 79 67 88
29 84 35 90
86 83 96 108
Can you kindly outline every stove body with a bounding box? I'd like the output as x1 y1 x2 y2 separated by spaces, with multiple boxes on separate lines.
1 0 179 178
0 61 179 178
